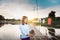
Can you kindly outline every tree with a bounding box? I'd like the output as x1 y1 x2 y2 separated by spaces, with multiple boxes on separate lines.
48 11 56 24
0 15 5 21
48 11 56 18
0 15 5 27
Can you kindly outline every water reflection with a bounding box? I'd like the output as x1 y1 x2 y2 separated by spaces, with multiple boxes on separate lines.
0 22 4 27
0 24 21 40
0 24 60 40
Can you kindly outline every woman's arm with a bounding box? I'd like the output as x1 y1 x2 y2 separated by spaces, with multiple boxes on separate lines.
27 25 35 37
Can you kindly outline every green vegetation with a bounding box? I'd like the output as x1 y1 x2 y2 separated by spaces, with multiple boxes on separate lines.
0 15 21 25
0 15 5 21
5 19 21 25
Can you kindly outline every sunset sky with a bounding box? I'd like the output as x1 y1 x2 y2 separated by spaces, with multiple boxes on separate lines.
0 0 60 19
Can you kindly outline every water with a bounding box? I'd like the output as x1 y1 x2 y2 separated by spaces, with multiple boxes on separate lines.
0 24 21 40
0 24 60 40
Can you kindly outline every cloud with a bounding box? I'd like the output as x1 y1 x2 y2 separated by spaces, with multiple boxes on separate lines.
38 6 60 18
0 0 37 19
0 0 60 19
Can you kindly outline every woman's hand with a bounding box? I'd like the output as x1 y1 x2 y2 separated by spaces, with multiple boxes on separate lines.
26 34 34 37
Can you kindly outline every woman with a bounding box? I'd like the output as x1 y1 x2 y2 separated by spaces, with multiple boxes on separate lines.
20 16 35 40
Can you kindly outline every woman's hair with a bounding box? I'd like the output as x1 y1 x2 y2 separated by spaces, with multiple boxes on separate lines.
22 16 28 25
